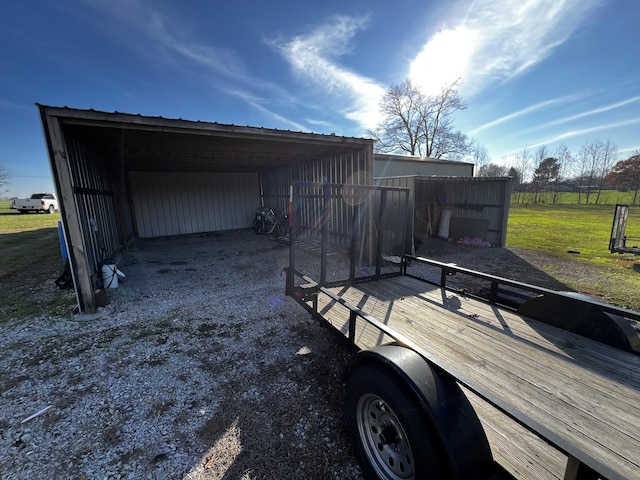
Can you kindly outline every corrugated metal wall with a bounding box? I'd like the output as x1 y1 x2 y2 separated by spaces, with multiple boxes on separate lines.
129 171 260 238
261 150 372 213
377 176 511 246
65 137 121 271
374 157 474 178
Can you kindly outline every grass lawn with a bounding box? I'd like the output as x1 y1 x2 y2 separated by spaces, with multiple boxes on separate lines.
0 200 75 321
507 203 640 308
514 190 640 206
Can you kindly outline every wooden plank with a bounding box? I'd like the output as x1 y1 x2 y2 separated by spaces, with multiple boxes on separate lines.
318 277 640 480
386 276 640 395
463 385 567 480
346 281 640 454
374 278 640 422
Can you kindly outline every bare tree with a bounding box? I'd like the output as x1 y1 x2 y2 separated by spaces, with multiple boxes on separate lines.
370 79 472 160
534 145 548 167
508 167 522 199
552 144 573 204
594 139 617 204
477 163 508 177
370 80 424 155
576 140 603 204
0 163 9 192
469 140 490 175
510 148 532 204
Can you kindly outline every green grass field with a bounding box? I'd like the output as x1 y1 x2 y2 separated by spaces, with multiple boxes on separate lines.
2 197 640 322
507 203 640 307
0 200 74 321
513 189 640 206
511 190 640 206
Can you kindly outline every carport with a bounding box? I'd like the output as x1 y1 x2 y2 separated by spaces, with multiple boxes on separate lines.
38 106 373 313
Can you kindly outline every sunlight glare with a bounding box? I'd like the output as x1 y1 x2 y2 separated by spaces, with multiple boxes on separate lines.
409 25 476 95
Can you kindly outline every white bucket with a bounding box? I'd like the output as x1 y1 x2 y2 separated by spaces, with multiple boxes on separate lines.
437 210 452 239
102 264 119 289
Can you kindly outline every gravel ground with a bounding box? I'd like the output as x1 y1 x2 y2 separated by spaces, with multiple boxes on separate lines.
2 230 637 480
0 230 362 480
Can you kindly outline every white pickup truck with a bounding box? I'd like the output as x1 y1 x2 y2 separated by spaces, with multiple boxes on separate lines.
14 193 59 214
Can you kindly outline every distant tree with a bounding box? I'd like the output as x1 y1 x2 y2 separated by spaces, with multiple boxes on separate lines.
469 140 490 174
507 166 522 203
605 152 640 204
511 147 532 204
576 140 603 204
594 139 617 204
477 163 508 177
370 78 472 160
0 163 9 191
533 145 548 168
552 144 573 204
531 157 560 203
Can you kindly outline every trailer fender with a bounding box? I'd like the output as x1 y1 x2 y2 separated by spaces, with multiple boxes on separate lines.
346 345 493 479
518 293 640 354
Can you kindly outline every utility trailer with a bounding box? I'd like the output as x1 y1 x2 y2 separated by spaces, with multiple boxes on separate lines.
610 204 640 255
285 182 640 480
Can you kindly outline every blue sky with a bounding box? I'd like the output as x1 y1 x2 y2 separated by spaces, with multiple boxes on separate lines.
1 0 639 198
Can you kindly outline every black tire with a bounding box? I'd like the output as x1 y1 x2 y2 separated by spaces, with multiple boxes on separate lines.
47 205 54 214
276 220 289 236
252 219 264 234
345 364 449 480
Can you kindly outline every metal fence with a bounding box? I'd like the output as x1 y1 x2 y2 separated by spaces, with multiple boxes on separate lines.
288 182 410 290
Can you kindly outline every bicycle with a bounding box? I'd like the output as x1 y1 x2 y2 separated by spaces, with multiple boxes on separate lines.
252 207 290 236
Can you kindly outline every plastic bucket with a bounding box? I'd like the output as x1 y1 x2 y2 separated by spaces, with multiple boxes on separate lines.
102 264 119 289
437 210 452 239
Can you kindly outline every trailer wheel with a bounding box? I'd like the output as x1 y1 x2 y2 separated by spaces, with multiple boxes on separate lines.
345 364 447 479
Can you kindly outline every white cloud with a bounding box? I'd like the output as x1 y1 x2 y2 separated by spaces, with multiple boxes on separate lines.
521 116 640 150
226 89 308 132
273 15 386 132
409 0 604 96
533 95 640 130
81 0 304 123
469 92 591 135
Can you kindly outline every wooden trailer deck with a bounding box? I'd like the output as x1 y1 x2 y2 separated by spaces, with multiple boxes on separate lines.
311 274 640 480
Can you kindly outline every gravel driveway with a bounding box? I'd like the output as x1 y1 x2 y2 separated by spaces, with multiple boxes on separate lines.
0 230 362 479
2 229 636 480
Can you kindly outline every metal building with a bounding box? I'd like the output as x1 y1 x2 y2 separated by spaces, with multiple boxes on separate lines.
376 175 512 248
39 106 373 312
374 153 474 177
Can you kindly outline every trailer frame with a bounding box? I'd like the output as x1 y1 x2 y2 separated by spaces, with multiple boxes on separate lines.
286 182 640 480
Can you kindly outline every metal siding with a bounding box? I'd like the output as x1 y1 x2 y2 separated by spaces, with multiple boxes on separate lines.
65 136 121 273
129 171 260 237
374 158 473 178
261 149 372 213
376 176 510 246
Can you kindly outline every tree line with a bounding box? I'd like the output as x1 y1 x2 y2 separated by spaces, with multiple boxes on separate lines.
370 78 640 206
477 143 640 206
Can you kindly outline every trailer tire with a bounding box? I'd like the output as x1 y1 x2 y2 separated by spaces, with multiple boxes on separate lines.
345 363 449 479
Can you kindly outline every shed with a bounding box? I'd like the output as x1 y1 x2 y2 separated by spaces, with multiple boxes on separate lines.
38 105 374 312
376 175 512 248
374 153 474 178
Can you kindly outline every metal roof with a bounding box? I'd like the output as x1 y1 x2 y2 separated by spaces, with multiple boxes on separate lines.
374 153 474 167
39 105 373 173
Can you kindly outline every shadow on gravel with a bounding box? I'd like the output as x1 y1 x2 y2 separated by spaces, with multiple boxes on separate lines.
414 237 571 292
